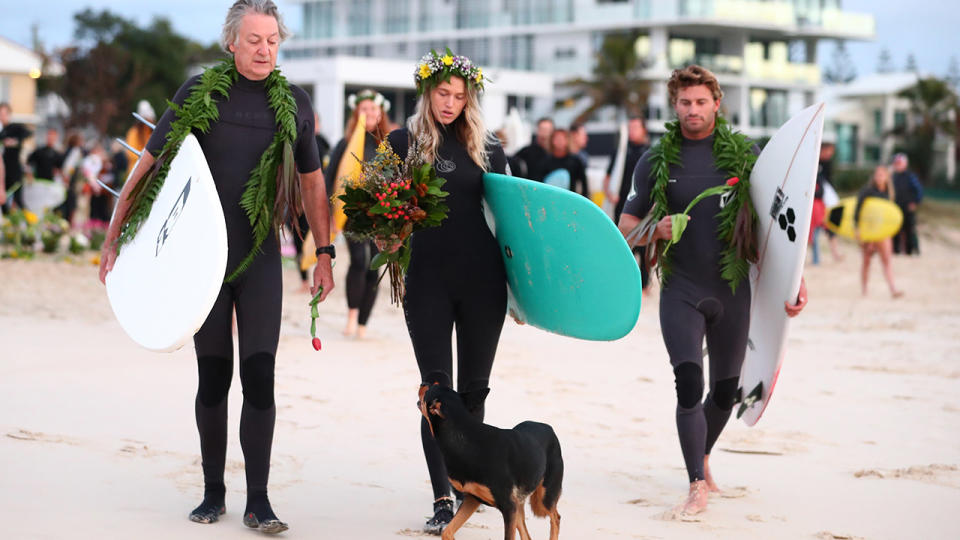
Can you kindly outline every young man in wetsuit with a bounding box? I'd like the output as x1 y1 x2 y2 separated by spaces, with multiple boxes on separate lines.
617 65 808 515
98 0 334 534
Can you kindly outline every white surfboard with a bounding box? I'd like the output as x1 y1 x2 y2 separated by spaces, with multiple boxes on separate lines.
607 120 629 215
737 102 825 426
105 134 227 352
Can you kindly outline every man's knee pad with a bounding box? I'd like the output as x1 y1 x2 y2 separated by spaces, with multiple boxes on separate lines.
197 356 233 407
710 377 739 411
673 362 704 409
239 352 276 410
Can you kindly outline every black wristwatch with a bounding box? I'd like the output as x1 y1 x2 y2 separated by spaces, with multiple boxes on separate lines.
315 244 336 259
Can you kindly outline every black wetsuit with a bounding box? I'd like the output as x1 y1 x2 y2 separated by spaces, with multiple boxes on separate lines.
611 140 651 288
892 170 922 254
387 123 508 500
1 122 31 209
326 135 381 326
623 134 756 483
26 145 63 180
146 71 320 520
513 138 549 181
541 153 589 196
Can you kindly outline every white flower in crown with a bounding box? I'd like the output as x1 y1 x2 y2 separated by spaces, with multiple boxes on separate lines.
348 90 392 113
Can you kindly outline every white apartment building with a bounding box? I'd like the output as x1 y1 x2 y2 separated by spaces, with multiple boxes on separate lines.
280 0 875 144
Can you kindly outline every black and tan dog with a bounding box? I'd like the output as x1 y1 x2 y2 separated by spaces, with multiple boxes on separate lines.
418 383 563 540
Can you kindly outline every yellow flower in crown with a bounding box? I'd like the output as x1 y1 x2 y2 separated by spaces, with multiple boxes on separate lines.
442 54 453 66
418 63 432 80
475 68 483 82
24 210 39 225
414 47 489 96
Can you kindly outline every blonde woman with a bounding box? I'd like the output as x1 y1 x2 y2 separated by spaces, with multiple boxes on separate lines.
326 89 391 337
856 165 903 297
386 50 508 534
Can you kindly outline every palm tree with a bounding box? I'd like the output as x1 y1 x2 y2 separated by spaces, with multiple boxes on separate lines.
896 77 958 183
558 32 649 123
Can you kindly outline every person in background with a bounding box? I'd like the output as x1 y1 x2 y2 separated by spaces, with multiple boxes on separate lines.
605 115 652 292
513 116 553 180
856 165 903 298
540 128 589 196
124 100 156 179
570 121 590 169
890 153 923 256
0 102 32 210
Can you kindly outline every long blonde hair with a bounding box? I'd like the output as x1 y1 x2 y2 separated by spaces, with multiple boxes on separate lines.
408 77 495 171
871 165 896 201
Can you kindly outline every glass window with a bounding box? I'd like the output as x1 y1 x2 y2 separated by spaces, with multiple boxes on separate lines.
873 109 883 136
385 0 410 34
894 110 907 130
304 1 334 39
348 0 372 36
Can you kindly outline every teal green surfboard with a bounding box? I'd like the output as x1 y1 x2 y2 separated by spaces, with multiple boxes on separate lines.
482 173 642 341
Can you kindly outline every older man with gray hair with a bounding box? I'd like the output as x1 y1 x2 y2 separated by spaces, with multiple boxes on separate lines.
891 152 924 255
98 0 334 533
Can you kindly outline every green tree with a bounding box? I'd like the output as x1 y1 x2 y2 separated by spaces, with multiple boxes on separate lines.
905 53 918 73
46 9 222 136
896 77 958 183
877 48 894 73
558 32 649 122
823 41 856 83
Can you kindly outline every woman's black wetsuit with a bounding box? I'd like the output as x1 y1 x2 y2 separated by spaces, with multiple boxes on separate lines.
386 123 508 500
145 71 320 521
325 135 380 326
622 134 756 483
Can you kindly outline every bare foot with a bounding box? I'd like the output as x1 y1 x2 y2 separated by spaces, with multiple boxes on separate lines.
892 290 904 299
703 456 721 493
342 310 359 337
673 480 708 515
356 325 367 339
298 281 311 293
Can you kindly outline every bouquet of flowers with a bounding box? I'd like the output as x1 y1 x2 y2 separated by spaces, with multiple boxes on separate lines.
40 212 71 253
338 138 449 304
1 208 40 259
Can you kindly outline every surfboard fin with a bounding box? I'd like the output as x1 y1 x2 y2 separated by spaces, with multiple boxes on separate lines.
736 382 763 419
132 112 156 130
116 138 143 158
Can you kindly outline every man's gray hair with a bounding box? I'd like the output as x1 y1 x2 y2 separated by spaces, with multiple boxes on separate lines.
221 0 290 55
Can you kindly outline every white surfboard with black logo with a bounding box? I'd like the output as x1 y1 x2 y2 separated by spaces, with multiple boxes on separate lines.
737 103 825 426
106 134 227 352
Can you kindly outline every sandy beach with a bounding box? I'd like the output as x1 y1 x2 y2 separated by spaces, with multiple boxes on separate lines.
2 212 959 540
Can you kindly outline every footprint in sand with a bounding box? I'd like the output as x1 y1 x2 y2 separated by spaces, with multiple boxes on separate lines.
626 498 655 507
716 486 750 499
853 464 960 488
815 532 865 540
653 508 703 522
5 429 80 446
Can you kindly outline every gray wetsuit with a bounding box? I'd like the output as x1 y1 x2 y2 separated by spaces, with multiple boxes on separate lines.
623 134 756 482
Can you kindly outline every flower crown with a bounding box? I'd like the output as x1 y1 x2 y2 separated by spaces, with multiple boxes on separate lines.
414 48 487 96
347 89 391 113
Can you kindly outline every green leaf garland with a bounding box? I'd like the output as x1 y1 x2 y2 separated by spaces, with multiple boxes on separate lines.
647 116 758 293
115 58 299 283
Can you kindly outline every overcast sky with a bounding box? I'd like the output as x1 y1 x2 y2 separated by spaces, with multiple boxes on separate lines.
1 0 957 77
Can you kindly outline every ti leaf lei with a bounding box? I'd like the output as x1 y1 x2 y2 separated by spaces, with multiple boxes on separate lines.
116 58 299 283
647 115 759 293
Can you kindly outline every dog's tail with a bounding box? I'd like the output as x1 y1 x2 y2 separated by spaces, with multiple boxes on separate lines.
530 429 563 517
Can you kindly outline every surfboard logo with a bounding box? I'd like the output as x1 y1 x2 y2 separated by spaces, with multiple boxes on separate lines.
777 207 797 242
156 178 192 257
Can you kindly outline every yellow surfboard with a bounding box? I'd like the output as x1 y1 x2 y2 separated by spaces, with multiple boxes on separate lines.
825 196 903 242
330 112 366 242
